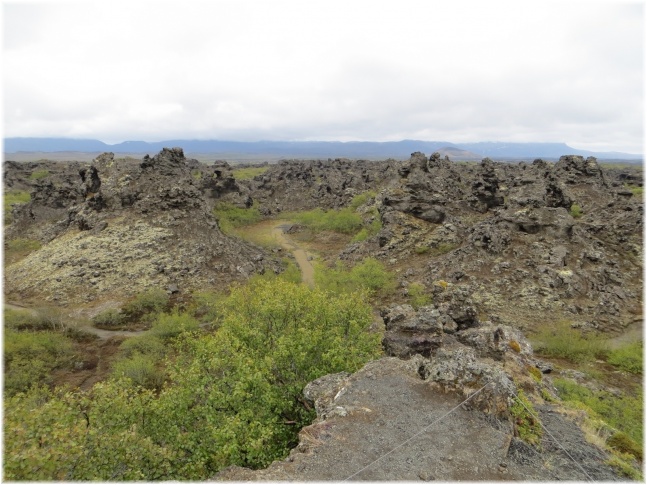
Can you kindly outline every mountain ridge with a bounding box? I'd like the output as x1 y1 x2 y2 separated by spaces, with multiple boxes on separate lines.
3 137 642 160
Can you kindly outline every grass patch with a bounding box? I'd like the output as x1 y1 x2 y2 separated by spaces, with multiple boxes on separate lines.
625 184 643 197
232 166 269 180
408 282 432 309
4 189 31 224
349 190 377 210
553 378 643 446
315 257 395 297
213 202 262 234
287 208 363 235
148 311 200 341
531 322 608 364
5 238 42 264
29 169 49 180
607 341 643 374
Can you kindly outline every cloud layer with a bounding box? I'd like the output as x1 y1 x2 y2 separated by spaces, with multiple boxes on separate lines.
3 0 644 153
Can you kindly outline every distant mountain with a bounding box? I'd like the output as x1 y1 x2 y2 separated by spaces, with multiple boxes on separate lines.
3 137 642 160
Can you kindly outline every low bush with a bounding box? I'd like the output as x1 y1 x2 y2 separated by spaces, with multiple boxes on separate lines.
111 354 165 389
4 329 74 396
92 308 124 329
121 288 170 323
149 311 200 341
531 322 608 364
189 290 223 323
607 341 642 374
119 334 166 359
4 308 49 331
570 203 583 218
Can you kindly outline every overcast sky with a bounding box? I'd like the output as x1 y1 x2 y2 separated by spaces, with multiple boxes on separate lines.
2 0 644 153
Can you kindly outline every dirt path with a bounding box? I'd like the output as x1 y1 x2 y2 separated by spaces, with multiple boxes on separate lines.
270 222 316 287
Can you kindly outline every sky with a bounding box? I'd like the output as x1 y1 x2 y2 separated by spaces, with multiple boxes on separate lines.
2 0 645 154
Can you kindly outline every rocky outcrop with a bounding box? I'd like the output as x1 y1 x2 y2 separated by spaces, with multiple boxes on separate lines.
4 149 281 306
216 307 624 481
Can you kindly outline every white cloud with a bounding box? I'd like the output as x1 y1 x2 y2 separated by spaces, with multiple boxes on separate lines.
2 0 644 153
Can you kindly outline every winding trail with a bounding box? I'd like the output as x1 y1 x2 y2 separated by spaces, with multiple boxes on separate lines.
270 221 316 287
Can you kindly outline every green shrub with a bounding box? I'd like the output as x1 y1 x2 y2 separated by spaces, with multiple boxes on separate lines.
408 282 432 309
29 169 49 180
92 308 124 329
149 311 200 340
119 334 166 359
510 389 543 446
607 341 642 374
570 203 583 218
316 257 395 296
189 290 223 323
231 166 269 180
429 243 456 256
121 289 170 323
414 245 430 254
112 354 165 389
531 322 608 364
4 329 74 396
4 308 49 331
3 279 383 480
213 202 262 234
4 189 31 224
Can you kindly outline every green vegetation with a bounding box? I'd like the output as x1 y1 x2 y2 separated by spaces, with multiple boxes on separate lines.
531 321 608 364
569 203 583 218
5 238 42 264
4 189 31 224
92 289 170 330
4 279 381 480
4 329 74 396
624 183 643 197
213 202 262 234
148 311 200 340
607 341 643 374
553 378 643 447
29 169 49 180
408 282 432 309
349 190 377 210
232 166 269 180
288 207 363 235
121 288 170 324
510 389 543 447
315 257 395 297
287 193 382 242
416 242 457 257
